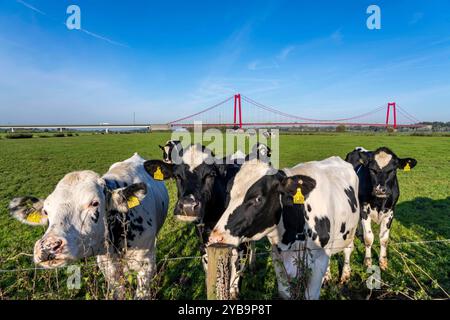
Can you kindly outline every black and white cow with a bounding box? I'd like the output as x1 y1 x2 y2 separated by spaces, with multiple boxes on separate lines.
9 153 168 299
209 156 360 299
345 147 417 270
159 140 183 164
145 144 257 298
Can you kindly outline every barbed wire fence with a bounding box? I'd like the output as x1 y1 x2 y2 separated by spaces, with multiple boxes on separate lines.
0 238 449 299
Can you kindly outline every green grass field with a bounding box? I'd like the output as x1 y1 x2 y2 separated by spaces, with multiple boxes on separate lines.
0 132 448 300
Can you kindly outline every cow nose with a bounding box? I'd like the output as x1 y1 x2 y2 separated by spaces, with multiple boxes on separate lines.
374 185 387 195
36 236 65 262
208 229 224 244
179 195 200 214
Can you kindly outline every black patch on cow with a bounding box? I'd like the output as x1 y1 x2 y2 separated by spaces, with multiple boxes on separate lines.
387 215 394 229
343 230 350 240
91 209 99 223
225 173 284 239
345 186 358 213
307 204 312 212
134 216 143 224
340 222 346 234
314 216 331 247
281 203 306 245
312 232 318 241
360 206 369 220
130 221 144 235
147 219 152 227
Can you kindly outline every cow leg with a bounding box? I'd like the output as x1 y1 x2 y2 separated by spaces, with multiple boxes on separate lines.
96 255 125 300
271 245 292 299
229 248 245 300
340 241 354 284
135 254 156 299
379 211 393 271
361 208 374 267
305 250 329 300
248 241 257 271
322 265 332 284
125 248 156 299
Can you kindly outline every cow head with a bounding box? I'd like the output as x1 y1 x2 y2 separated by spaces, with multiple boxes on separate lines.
346 147 417 198
208 159 316 247
159 140 183 164
145 144 225 223
9 170 147 268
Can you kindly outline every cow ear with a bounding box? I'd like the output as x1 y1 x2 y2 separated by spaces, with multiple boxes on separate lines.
279 174 317 199
398 158 418 170
345 149 370 167
143 160 174 180
9 196 48 226
158 145 165 151
246 143 271 163
111 183 148 213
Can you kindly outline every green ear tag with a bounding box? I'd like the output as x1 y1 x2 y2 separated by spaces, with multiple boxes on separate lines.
293 188 305 205
154 167 164 180
127 196 140 209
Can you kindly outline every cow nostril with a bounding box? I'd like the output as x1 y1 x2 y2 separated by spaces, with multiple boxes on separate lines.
53 240 63 251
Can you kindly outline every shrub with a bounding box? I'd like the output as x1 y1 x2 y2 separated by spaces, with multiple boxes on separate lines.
336 125 346 132
53 133 65 137
5 133 33 139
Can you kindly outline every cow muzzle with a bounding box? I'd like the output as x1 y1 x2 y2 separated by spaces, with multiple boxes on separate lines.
373 185 389 198
208 228 225 244
34 235 69 268
174 196 201 222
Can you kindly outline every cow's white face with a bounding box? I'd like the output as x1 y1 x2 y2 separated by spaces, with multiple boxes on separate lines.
9 170 147 268
34 171 107 267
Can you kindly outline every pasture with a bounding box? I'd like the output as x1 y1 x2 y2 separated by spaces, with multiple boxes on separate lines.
0 132 448 299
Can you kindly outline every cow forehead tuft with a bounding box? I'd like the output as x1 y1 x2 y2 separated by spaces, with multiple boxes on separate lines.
230 159 273 196
374 151 393 169
60 170 100 186
182 144 213 171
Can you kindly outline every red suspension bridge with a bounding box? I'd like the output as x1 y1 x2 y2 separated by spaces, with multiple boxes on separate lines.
168 94 424 129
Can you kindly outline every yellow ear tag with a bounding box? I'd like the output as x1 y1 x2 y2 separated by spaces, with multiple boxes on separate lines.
26 210 43 224
404 163 411 172
127 196 140 209
153 167 164 181
293 188 305 205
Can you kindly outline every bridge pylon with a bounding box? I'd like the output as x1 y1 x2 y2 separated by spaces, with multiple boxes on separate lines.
386 102 397 129
233 94 242 129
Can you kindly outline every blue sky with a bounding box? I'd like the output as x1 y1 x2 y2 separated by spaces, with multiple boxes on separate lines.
0 0 449 124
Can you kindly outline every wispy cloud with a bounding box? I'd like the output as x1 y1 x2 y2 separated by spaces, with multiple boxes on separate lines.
247 59 279 71
16 0 46 15
15 0 128 48
330 29 343 44
277 45 296 61
409 12 424 25
80 29 129 48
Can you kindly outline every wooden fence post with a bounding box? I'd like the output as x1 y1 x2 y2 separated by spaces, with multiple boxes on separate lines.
206 243 234 300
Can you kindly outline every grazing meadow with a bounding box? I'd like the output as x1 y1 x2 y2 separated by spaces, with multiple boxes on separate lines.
0 132 448 299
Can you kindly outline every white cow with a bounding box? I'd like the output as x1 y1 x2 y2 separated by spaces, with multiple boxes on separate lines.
209 156 360 299
9 153 168 299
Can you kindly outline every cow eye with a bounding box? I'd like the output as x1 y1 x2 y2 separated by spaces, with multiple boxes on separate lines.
255 196 262 204
91 200 99 207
